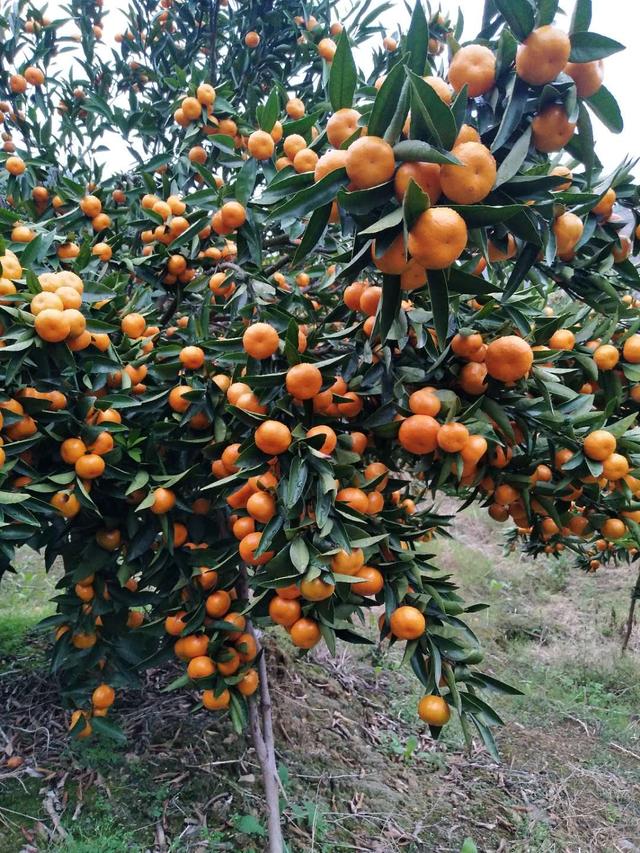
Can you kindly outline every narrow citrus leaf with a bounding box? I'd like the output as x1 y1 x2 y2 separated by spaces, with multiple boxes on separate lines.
569 32 624 62
367 61 407 138
586 86 623 134
292 202 332 264
328 30 357 111
427 269 449 349
493 0 535 41
405 1 429 75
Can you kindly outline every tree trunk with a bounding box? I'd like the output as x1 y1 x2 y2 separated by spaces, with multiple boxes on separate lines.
238 569 284 851
622 565 640 652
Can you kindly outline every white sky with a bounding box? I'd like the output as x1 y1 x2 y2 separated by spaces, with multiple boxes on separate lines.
40 0 638 176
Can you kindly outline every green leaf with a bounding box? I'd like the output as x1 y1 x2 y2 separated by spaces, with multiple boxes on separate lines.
495 127 531 186
427 269 449 349
268 168 347 221
383 79 410 146
235 814 266 837
494 0 535 41
380 274 402 344
259 88 280 133
448 267 500 295
537 0 559 26
234 158 258 207
408 71 457 150
368 62 407 138
502 242 539 300
403 178 430 231
292 203 332 265
448 204 524 227
586 86 623 134
574 102 595 185
329 31 357 111
393 139 460 165
569 32 624 62
91 716 127 744
570 0 591 33
405 1 429 74
290 537 310 572
360 207 404 236
0 491 30 504
461 838 479 853
491 77 528 151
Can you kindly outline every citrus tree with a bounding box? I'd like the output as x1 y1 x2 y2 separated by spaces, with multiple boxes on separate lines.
1 0 639 847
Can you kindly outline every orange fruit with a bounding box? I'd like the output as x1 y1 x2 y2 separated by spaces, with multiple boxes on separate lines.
408 207 467 269
179 346 205 369
408 388 441 417
247 130 275 160
314 148 348 182
553 212 583 259
440 142 496 204
398 415 440 454
371 235 408 275
187 656 216 679
485 336 533 382
286 363 323 399
255 420 292 455
583 430 616 461
565 59 604 98
531 105 576 153
75 453 105 479
34 309 70 342
331 548 364 575
593 344 619 371
92 684 115 709
246 491 276 523
548 328 576 350
602 453 629 481
353 566 383 596
165 611 188 636
448 44 496 97
437 422 469 453
336 487 369 513
239 531 274 565
515 26 571 86
306 425 337 454
345 136 395 189
326 107 361 148
389 605 425 640
150 487 176 514
61 437 87 464
289 617 321 649
602 518 626 539
269 596 302 627
623 334 640 364
169 384 193 413
242 322 279 359
393 161 441 203
238 669 259 696
202 689 230 710
418 694 450 726
205 589 231 618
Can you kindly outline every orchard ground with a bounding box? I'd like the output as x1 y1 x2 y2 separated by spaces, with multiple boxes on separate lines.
1 509 639 853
